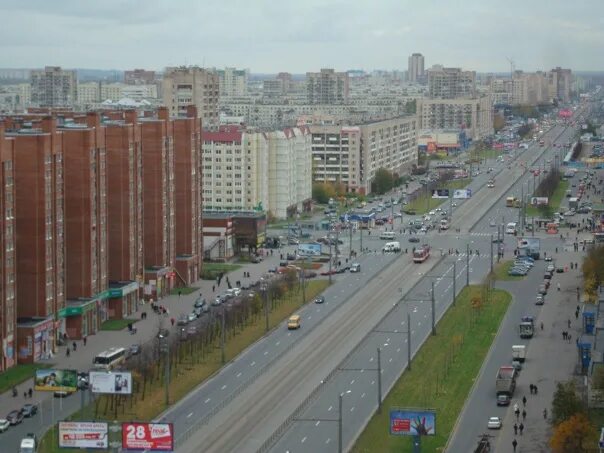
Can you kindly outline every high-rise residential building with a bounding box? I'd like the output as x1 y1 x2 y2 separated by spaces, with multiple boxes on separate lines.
427 67 476 99
306 69 349 104
489 71 550 106
60 113 108 339
548 67 572 103
77 82 100 105
162 66 220 130
417 95 493 140
276 72 293 93
216 68 248 97
30 66 78 107
0 124 17 371
124 69 156 85
408 53 425 83
5 116 66 363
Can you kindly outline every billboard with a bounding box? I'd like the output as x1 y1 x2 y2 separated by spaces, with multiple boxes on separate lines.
518 237 540 251
453 189 472 199
390 409 436 436
122 422 174 451
90 371 132 395
59 421 108 449
431 189 450 199
530 197 549 206
297 243 321 257
34 369 78 392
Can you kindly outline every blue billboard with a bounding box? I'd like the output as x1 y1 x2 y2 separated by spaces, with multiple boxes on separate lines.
389 409 436 436
297 243 321 257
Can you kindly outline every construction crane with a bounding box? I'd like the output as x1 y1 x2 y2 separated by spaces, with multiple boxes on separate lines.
506 57 515 79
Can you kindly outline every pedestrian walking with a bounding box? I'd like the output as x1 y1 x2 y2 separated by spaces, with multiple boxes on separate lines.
575 310 579 320
513 422 518 435
562 331 566 340
66 347 70 357
512 438 518 452
534 385 538 394
72 341 77 352
28 388 32 398
522 409 526 420
543 408 548 419
540 322 544 331
23 391 27 399
568 333 572 343
522 396 527 407
83 335 87 346
212 285 215 292
170 317 175 327
178 290 182 298
519 422 524 435
558 283 561 291
568 319 571 328
529 384 534 394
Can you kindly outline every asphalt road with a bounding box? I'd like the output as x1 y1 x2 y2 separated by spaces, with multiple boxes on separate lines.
172 122 575 452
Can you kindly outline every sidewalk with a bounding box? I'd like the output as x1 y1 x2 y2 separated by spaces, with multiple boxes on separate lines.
0 247 295 413
493 252 586 452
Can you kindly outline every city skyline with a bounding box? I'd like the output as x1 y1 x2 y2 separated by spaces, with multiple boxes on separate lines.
1 0 602 72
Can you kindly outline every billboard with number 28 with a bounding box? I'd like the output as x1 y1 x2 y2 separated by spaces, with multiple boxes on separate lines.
122 422 174 451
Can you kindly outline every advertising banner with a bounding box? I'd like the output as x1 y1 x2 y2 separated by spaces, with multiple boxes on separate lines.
297 243 321 257
453 189 472 199
34 369 78 392
90 371 132 395
431 189 449 199
390 409 436 436
122 422 174 451
530 197 549 206
59 421 108 449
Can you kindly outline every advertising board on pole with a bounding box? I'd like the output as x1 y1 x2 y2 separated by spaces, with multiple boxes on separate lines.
122 422 174 451
453 189 472 199
90 371 133 395
389 409 436 436
297 243 321 257
34 369 78 392
59 421 108 449
431 189 450 199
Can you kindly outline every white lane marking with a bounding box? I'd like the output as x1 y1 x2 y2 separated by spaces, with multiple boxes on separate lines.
264 351 268 356
371 380 375 385
389 358 393 363
276 341 280 346
236 372 242 378
288 332 291 337
350 379 355 385
187 412 193 418
328 405 333 412
204 398 211 404
361 393 366 398
326 438 331 444
221 384 227 390
250 361 256 367
350 407 355 412
316 421 321 426
301 436 307 443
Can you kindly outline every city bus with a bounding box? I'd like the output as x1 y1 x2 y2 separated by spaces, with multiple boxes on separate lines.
93 347 127 370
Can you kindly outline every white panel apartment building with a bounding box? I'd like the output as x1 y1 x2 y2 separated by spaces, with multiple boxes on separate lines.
417 96 493 140
201 126 311 219
310 116 418 194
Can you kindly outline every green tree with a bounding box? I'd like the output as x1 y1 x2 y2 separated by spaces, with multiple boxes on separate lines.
551 381 583 425
405 99 417 115
312 183 335 204
371 168 394 195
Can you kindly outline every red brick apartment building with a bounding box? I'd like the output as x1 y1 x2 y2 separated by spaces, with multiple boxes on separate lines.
0 106 204 368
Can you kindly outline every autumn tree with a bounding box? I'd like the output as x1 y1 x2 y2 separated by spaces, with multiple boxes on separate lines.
312 182 336 204
493 113 506 132
551 381 583 425
550 413 596 453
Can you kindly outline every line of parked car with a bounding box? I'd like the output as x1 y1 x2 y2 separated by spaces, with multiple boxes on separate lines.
1 405 38 451
507 255 537 277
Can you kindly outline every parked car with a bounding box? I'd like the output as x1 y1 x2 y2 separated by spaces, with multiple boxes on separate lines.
314 296 325 304
546 264 555 273
487 416 502 429
128 344 141 356
21 404 37 418
6 410 24 425
193 297 207 309
176 315 189 326
0 419 9 432
350 263 361 273
251 255 263 263
538 284 548 295
53 390 74 398
536 294 545 305
187 313 197 323
496 394 510 406
408 237 420 243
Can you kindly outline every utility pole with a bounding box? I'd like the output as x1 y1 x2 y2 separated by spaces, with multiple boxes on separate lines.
264 285 269 333
328 236 333 284
431 281 436 335
349 223 353 258
466 243 470 286
490 234 494 274
497 226 501 262
359 227 363 253
338 394 343 453
407 312 411 370
518 184 523 226
453 261 457 305
221 305 226 364
391 197 394 231
377 348 382 414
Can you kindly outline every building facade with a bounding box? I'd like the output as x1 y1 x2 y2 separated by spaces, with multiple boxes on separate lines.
428 67 476 99
408 53 425 83
548 67 572 103
162 67 220 130
124 69 156 85
306 69 349 104
217 68 248 97
30 66 77 108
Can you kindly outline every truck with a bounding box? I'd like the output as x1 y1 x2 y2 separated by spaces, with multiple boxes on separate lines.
512 345 526 363
568 197 579 210
495 365 517 397
519 316 535 338
412 244 431 263
505 197 521 208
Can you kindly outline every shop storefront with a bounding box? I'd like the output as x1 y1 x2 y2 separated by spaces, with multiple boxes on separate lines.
107 281 140 319
63 299 98 340
143 266 172 301
16 317 55 364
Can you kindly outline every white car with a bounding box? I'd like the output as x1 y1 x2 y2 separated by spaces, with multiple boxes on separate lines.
487 416 502 429
429 210 436 215
563 210 575 217
547 264 555 273
423 215 431 221
0 418 9 432
452 202 457 207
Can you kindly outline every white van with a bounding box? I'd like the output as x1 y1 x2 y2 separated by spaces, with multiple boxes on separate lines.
505 222 517 234
382 241 401 252
379 231 395 240
19 438 36 453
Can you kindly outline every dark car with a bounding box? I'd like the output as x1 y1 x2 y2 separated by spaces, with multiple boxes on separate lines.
408 237 420 243
21 404 37 418
193 297 207 309
279 261 288 267
128 344 141 356
496 394 511 406
492 237 503 243
6 410 24 425
251 255 263 263
286 253 297 261
314 296 325 304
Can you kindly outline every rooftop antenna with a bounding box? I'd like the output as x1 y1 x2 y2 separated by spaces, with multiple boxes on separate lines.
506 57 515 79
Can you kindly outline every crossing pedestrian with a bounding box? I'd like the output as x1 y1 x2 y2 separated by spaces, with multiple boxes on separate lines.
568 319 571 328
522 396 527 407
522 409 526 420
529 384 534 394
575 310 579 320
513 423 518 435
540 322 544 331
534 385 538 394
512 438 518 452
543 408 548 419
83 335 87 346
568 333 572 343
557 282 561 291
519 422 524 435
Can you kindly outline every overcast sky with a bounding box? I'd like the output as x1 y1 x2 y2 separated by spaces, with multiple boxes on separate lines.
1 0 602 73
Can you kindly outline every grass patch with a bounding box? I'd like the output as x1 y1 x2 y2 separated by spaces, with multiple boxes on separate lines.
0 363 53 394
526 179 568 217
38 279 331 453
100 318 137 331
352 285 511 453
200 263 242 280
170 286 199 296
493 260 527 281
406 179 472 215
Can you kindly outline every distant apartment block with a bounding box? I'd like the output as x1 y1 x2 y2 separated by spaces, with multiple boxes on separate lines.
489 71 550 106
428 67 476 99
124 69 156 85
306 69 349 104
216 68 248 97
0 124 16 372
548 67 573 103
162 66 219 130
31 66 77 107
408 53 425 83
417 95 493 140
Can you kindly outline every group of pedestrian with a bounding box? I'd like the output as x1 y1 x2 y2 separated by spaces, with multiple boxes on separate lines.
562 330 572 343
512 384 547 451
